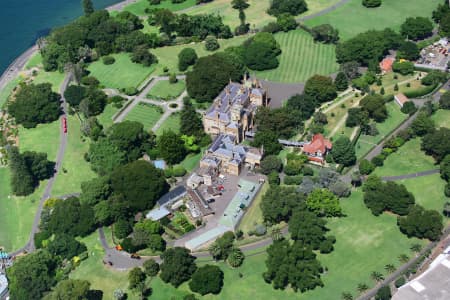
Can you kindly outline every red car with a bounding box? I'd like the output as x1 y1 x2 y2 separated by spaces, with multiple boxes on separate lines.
62 117 67 133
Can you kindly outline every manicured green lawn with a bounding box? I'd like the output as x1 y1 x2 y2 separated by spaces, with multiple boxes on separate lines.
254 29 339 83
18 121 60 160
32 70 65 92
149 189 423 300
124 0 197 16
0 168 44 252
147 80 185 100
373 138 437 177
25 53 43 69
179 151 202 172
238 182 269 235
0 76 21 108
152 35 248 74
431 109 450 129
70 231 135 300
125 102 163 129
305 0 440 40
156 113 180 136
88 53 155 89
398 174 449 216
52 116 96 197
97 103 120 129
355 101 408 159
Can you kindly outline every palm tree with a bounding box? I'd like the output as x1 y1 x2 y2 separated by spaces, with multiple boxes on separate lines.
270 226 282 241
370 271 384 282
398 254 409 264
410 243 422 253
357 283 369 293
341 292 353 300
208 242 222 260
384 264 395 273
227 247 245 268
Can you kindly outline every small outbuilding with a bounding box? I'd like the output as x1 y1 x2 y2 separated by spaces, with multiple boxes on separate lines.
394 93 409 107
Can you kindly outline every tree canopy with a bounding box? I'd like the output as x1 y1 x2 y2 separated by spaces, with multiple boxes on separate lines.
331 136 356 167
261 186 305 223
398 205 443 241
306 188 342 217
267 0 308 16
422 127 450 162
244 32 281 71
400 17 433 40
160 247 197 287
8 83 61 128
189 265 224 295
178 48 198 71
43 279 92 300
304 75 337 104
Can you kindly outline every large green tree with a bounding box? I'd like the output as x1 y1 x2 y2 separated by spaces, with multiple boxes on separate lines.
304 75 337 104
88 138 126 175
180 98 203 137
178 48 198 71
7 250 58 300
110 160 169 212
261 186 305 223
189 265 224 295
306 188 342 217
160 247 197 287
157 130 187 165
400 17 433 40
422 127 450 162
82 0 94 16
8 83 61 128
360 94 387 122
43 279 91 300
331 136 356 167
398 205 443 241
267 0 308 16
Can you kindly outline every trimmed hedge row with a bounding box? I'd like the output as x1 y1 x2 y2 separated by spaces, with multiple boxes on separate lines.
403 83 438 98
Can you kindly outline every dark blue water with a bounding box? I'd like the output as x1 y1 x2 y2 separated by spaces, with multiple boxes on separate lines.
0 0 121 74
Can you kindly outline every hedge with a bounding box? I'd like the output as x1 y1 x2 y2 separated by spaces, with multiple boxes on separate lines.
403 83 438 98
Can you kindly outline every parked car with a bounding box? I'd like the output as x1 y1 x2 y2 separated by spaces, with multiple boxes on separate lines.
207 198 215 203
130 253 141 259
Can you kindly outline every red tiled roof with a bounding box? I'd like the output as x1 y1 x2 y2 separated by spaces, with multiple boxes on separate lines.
308 156 324 163
395 93 409 105
303 134 332 154
379 57 394 72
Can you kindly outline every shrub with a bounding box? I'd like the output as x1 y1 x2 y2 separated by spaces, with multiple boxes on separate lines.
359 159 375 175
395 276 406 288
102 56 116 65
268 171 280 185
254 224 267 236
123 87 138 96
362 0 381 8
284 175 303 185
81 76 100 87
302 166 314 176
371 155 385 166
205 36 220 51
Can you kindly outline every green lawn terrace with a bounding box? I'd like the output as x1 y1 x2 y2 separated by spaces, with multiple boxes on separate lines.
431 109 450 129
147 79 185 100
354 101 408 159
373 138 437 178
155 113 181 136
124 102 163 130
0 168 44 252
123 0 197 16
305 0 441 41
88 53 155 90
254 29 339 83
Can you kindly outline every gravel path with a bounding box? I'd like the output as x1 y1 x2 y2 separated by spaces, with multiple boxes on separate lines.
381 169 440 181
297 0 351 22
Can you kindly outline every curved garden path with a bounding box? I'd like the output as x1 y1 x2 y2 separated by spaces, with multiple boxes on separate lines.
9 72 71 256
297 0 351 22
381 169 440 181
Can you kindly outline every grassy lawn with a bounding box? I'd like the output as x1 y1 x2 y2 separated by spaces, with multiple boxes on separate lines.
323 93 359 137
254 29 339 83
52 116 96 197
186 0 275 30
305 0 440 41
0 76 21 108
88 53 155 89
373 138 437 177
371 72 427 96
152 35 248 75
125 102 163 130
149 189 423 300
238 182 269 235
179 151 202 172
18 121 60 160
147 80 185 100
97 103 120 129
32 70 65 92
123 0 197 16
25 52 43 69
70 231 135 300
0 168 44 252
355 101 408 159
399 174 449 217
431 109 450 129
155 113 180 136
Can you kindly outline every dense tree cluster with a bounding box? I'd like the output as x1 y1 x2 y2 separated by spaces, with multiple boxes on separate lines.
400 17 433 41
331 136 356 167
43 279 98 300
267 0 308 16
8 83 61 128
189 265 224 295
360 94 388 122
41 10 157 71
398 205 443 241
263 239 324 292
363 175 415 216
8 147 55 196
421 127 450 162
305 188 342 217
160 247 197 287
243 32 282 70
186 52 244 102
336 28 402 66
261 186 305 223
397 41 420 61
311 24 339 44
47 234 87 260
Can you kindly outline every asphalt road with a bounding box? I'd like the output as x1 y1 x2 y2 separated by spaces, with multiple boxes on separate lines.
0 45 37 92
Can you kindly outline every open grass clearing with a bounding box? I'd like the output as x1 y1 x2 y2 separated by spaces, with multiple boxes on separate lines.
97 103 120 129
179 151 202 172
147 79 185 100
149 189 424 299
123 0 197 16
124 102 163 129
152 35 248 75
155 113 180 135
254 29 339 83
238 182 269 235
431 109 450 129
18 120 60 160
355 101 407 159
88 53 155 90
52 116 96 197
399 174 449 219
32 69 65 92
0 76 22 108
373 138 437 178
324 93 359 137
0 168 44 252
305 0 441 41
25 52 43 69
